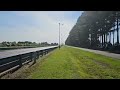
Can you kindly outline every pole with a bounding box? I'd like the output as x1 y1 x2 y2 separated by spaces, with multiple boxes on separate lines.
59 23 60 49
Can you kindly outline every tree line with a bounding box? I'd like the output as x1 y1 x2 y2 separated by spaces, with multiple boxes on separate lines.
0 41 58 47
65 11 120 52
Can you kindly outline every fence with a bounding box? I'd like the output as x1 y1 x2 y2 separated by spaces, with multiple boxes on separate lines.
0 46 58 77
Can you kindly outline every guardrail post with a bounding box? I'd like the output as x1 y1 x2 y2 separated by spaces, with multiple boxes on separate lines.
39 50 43 57
49 49 51 52
30 52 33 61
37 51 39 59
43 50 45 55
41 50 43 57
47 49 49 53
45 50 47 54
33 52 36 64
48 49 50 53
19 55 22 67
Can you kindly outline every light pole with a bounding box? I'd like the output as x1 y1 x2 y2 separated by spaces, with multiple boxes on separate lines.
59 23 63 49
59 23 60 49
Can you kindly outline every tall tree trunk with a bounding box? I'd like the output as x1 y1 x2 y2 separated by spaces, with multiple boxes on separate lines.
106 33 107 43
116 16 119 44
113 31 114 45
109 32 111 43
104 33 105 46
100 35 101 44
90 34 92 48
102 34 103 47
95 33 97 48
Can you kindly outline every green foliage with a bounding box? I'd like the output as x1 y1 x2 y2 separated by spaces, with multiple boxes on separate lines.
65 11 120 49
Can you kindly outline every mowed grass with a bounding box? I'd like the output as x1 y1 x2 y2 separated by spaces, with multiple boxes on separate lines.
27 46 120 79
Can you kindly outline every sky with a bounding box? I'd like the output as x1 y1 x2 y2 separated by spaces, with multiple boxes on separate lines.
0 11 83 44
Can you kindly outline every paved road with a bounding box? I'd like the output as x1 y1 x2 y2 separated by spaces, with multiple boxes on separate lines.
0 46 58 60
69 46 120 59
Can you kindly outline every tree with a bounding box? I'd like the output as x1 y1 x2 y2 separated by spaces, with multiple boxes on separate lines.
65 11 119 50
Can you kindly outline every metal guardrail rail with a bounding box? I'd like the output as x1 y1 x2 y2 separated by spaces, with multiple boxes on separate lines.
0 46 58 77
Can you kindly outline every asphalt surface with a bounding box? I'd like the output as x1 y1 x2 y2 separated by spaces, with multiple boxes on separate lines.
0 46 58 60
69 46 120 59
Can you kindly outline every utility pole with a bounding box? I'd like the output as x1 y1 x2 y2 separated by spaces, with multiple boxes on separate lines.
59 23 63 49
59 23 60 49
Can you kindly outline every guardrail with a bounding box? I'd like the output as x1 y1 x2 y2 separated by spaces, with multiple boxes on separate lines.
0 46 58 77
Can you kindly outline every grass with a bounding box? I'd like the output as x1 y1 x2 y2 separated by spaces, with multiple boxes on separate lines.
23 45 120 79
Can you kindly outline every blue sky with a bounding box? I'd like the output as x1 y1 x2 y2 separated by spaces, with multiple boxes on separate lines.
0 11 83 43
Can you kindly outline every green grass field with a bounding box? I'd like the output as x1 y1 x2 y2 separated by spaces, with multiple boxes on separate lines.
19 45 120 79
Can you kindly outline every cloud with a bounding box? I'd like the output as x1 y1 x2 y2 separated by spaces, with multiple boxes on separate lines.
0 11 82 43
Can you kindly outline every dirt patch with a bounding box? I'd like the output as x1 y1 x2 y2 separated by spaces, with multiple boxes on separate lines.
83 56 111 68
